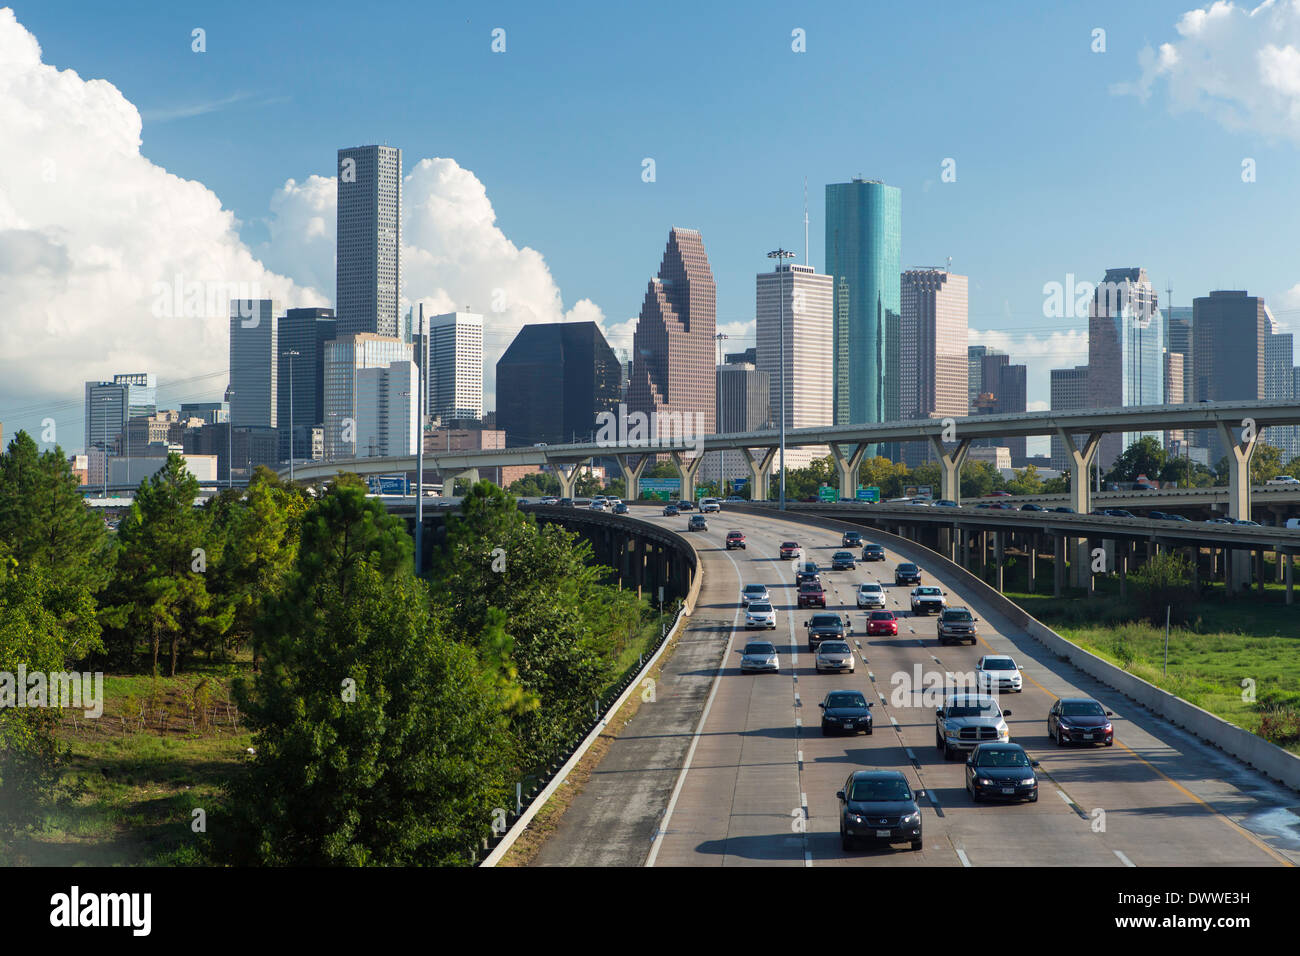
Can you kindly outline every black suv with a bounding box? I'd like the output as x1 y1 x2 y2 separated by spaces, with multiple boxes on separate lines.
794 562 821 586
837 770 923 852
937 607 977 645
842 530 864 548
831 550 857 570
861 544 886 562
676 499 695 511
805 612 847 650
895 563 921 585
820 689 873 736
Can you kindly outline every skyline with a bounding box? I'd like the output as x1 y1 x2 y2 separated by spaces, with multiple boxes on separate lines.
7 2 1300 456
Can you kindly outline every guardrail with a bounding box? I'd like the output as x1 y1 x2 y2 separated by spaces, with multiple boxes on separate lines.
730 504 1300 794
479 520 703 866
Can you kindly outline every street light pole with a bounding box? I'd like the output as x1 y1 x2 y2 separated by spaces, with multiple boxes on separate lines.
226 388 234 490
415 304 426 576
283 350 300 484
768 248 795 510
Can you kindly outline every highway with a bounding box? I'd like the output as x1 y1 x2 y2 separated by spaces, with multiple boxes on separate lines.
532 503 1300 867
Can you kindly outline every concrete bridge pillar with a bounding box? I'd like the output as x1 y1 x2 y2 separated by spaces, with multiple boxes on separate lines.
740 447 777 501
1057 428 1102 589
670 451 704 502
616 453 649 501
830 442 869 500
1216 420 1257 590
1287 554 1294 605
1027 534 1037 592
554 460 589 499
928 435 972 505
1053 534 1065 596
994 531 1005 592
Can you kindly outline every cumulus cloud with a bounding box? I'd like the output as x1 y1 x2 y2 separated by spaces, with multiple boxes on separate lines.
968 326 1088 420
1115 0 1300 142
0 6 320 444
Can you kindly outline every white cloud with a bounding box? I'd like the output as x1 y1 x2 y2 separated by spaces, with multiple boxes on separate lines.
1116 0 1300 142
968 326 1088 415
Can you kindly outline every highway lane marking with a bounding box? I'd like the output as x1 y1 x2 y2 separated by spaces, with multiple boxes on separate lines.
956 848 972 867
1114 850 1137 867
794 693 800 707
889 716 899 728
797 750 804 767
795 717 802 729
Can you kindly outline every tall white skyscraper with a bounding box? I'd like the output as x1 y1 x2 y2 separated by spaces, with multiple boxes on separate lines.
756 263 833 471
900 269 969 465
356 360 419 458
323 334 413 458
337 145 402 338
425 311 484 422
229 299 282 429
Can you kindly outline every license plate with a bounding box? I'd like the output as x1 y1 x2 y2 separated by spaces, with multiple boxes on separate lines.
1001 788 1014 794
843 720 854 726
875 829 891 838
1083 733 1094 740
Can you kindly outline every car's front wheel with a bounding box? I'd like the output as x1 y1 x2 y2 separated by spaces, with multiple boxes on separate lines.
911 837 922 851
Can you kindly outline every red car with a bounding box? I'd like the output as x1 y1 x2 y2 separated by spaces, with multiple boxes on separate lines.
725 531 746 550
865 610 898 636
779 541 802 560
797 581 826 608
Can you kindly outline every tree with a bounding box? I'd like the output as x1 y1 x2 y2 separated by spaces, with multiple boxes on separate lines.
1284 455 1300 481
859 456 909 499
959 460 1003 499
1250 442 1284 484
1129 552 1196 626
1104 436 1166 484
782 455 836 500
507 472 560 498
226 480 511 865
1005 465 1044 496
101 454 219 675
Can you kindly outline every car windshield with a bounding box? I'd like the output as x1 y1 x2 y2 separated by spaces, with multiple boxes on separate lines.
899 564 917 571
820 642 850 654
947 699 997 717
917 587 940 595
744 585 765 594
976 749 1030 768
869 611 894 620
749 603 772 613
729 532 743 538
800 582 821 592
834 552 852 558
744 643 774 655
942 610 972 622
860 584 881 592
782 542 799 548
811 615 840 626
982 659 1015 670
1062 701 1105 717
850 778 912 802
827 692 866 708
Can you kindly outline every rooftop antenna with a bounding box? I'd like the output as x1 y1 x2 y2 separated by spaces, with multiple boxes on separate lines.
946 256 952 273
803 177 809 265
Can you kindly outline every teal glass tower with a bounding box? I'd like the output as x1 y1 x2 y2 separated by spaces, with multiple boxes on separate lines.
825 178 902 428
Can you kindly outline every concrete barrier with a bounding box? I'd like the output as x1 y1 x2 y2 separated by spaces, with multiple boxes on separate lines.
733 504 1300 794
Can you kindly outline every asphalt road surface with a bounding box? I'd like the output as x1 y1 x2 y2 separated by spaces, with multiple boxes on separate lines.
532 504 1300 867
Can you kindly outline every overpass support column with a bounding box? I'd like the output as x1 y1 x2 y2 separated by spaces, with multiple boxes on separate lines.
1287 554 1294 605
829 442 869 501
1217 420 1258 590
1053 534 1065 596
928 436 972 505
555 460 589 499
1256 549 1266 595
1057 428 1103 588
994 532 1005 592
616 454 649 501
740 447 777 502
1118 542 1128 601
1027 535 1037 592
670 451 704 502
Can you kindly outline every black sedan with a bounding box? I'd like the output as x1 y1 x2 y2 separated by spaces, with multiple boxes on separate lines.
612 502 629 514
662 504 679 516
819 689 873 736
795 562 821 586
965 743 1039 803
894 563 921 585
1020 503 1046 512
837 770 923 851
831 550 857 570
842 531 864 548
861 544 886 562
1049 698 1114 746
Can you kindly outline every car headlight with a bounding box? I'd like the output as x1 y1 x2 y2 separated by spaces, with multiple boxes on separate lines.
900 811 920 825
1103 723 1112 732
998 727 1010 739
1023 776 1036 786
976 777 992 786
945 728 960 738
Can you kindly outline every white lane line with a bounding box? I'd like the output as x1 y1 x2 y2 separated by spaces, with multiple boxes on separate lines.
1114 850 1136 867
797 750 804 766
867 671 875 680
800 792 808 811
804 850 813 867
904 748 917 761
956 849 972 867
795 717 802 728
889 716 899 727
1056 789 1073 806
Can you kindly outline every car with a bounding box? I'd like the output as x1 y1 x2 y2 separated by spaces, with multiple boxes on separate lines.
797 580 827 608
794 562 821 586
1019 503 1045 512
937 607 977 645
861 543 886 562
687 515 708 531
739 640 779 673
558 497 574 508
700 498 720 513
1148 510 1168 520
984 491 1013 497
965 743 1039 803
894 562 921 586
1205 517 1233 524
1104 508 1136 519
606 497 622 506
612 502 629 514
856 582 886 609
975 654 1023 693
805 612 847 650
1232 518 1261 526
906 498 932 506
909 585 946 614
842 530 864 548
934 499 958 507
745 601 777 630
589 500 607 511
1160 513 1191 522
741 583 769 605
820 689 872 734
831 550 857 570
935 694 1011 760
779 541 802 560
1051 506 1076 513
539 496 558 505
662 504 679 516
1048 697 1114 746
1267 475 1300 485
725 495 745 503
592 495 607 504
725 530 746 549
675 499 695 511
865 610 898 636
837 770 922 851
815 640 856 673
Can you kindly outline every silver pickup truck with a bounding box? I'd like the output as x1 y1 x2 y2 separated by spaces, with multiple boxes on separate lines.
936 694 1011 760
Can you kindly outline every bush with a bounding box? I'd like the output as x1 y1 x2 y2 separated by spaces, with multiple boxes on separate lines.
1258 708 1300 746
1129 552 1196 626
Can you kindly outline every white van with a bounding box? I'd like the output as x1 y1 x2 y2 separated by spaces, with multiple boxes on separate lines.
1286 518 1300 530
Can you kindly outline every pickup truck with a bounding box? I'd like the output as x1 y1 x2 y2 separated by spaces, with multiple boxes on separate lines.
936 694 1011 760
805 612 848 650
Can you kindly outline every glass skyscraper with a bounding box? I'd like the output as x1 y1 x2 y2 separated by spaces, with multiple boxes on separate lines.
824 178 901 429
337 145 402 338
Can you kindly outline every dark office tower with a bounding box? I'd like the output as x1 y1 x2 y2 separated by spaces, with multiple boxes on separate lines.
1165 305 1194 405
277 307 337 462
628 228 717 445
1265 331 1298 460
1193 290 1271 462
1050 365 1090 471
825 178 901 427
337 145 402 337
496 321 621 446
972 352 1028 465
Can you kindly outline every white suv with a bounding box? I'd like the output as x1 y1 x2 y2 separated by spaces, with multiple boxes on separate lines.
975 655 1023 693
856 582 886 609
745 601 777 630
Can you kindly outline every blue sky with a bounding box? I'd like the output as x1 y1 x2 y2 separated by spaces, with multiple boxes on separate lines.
6 0 1300 450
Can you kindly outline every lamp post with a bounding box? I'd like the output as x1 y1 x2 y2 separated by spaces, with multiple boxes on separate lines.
225 388 234 489
99 395 113 498
282 350 300 484
414 305 426 576
767 248 795 510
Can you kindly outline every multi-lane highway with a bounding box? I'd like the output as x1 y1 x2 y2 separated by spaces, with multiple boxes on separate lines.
532 504 1300 867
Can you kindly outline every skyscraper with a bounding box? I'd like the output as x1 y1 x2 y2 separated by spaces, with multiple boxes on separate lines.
228 300 282 431
628 228 717 447
355 361 419 457
968 345 1000 409
496 321 621 447
336 145 402 338
756 262 833 470
1164 351 1185 451
84 373 157 455
702 361 770 484
900 269 969 466
1265 331 1297 460
825 178 901 428
972 352 1028 464
1050 365 1089 472
1193 290 1271 462
1165 305 1194 405
1087 267 1164 470
422 311 484 423
323 334 413 459
277 307 337 462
